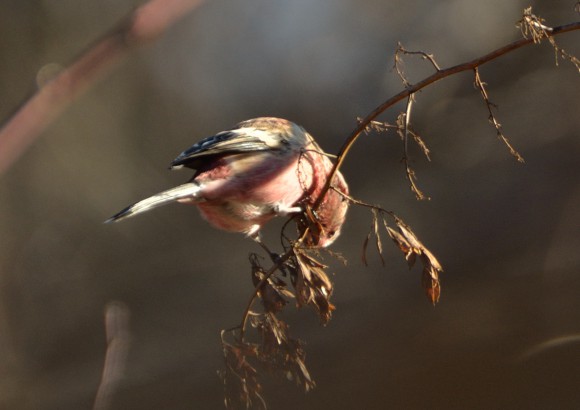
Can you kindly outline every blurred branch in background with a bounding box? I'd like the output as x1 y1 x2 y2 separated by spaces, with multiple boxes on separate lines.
0 0 205 176
93 302 131 410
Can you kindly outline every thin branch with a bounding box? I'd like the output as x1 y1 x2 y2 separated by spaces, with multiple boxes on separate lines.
398 96 430 200
330 186 398 220
395 42 442 76
473 67 525 162
313 18 580 211
0 0 206 176
394 44 412 88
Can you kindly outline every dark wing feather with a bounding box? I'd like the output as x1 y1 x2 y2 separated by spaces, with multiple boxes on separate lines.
170 130 275 169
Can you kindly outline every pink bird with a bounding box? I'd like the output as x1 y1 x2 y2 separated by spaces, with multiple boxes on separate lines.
107 117 349 247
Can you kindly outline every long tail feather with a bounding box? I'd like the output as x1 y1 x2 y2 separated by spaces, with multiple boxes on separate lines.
105 182 200 223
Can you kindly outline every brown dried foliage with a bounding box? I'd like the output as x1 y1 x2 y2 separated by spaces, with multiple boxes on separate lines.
220 332 266 410
385 220 443 305
519 7 580 72
221 185 444 408
220 309 315 409
221 8 580 407
221 248 328 409
360 205 443 305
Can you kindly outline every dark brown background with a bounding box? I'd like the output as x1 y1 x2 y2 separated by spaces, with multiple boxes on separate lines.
1 1 579 409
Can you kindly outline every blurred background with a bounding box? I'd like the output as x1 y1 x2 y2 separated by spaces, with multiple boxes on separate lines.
1 0 579 409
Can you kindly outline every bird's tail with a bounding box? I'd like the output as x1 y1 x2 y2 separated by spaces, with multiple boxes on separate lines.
105 182 201 223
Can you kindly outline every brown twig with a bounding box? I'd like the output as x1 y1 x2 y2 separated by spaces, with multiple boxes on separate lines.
396 42 442 73
0 0 205 176
313 18 580 211
394 42 442 88
398 95 431 200
473 67 525 162
393 44 438 199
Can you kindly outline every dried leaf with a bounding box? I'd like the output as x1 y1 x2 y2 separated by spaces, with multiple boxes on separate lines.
422 265 441 305
295 251 313 283
421 246 443 273
373 209 385 266
294 268 314 307
406 251 417 269
386 218 443 304
297 204 324 247
362 210 386 267
395 222 423 251
294 354 315 392
297 251 329 269
260 312 288 347
362 231 371 266
386 226 411 254
291 250 335 323
250 254 290 313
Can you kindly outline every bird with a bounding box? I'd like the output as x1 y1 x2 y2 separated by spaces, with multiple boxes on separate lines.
106 117 349 248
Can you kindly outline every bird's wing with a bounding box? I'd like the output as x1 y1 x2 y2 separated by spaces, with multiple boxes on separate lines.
170 127 284 170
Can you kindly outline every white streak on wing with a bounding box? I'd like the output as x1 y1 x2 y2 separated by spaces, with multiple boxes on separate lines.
232 128 279 146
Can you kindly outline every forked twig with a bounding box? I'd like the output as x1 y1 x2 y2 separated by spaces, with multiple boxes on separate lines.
313 16 580 211
397 96 431 200
395 42 442 88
